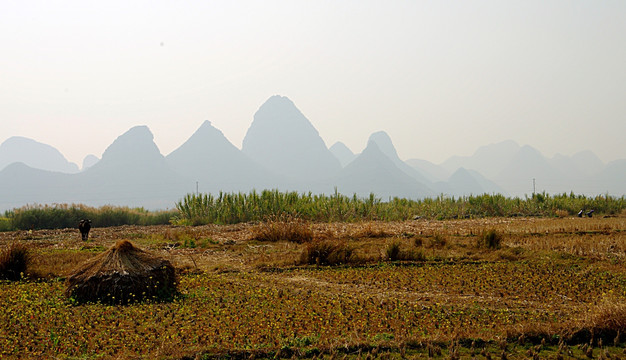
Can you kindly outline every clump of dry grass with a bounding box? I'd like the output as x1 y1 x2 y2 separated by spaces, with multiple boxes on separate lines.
251 215 314 243
385 240 426 262
555 209 570 218
0 242 30 280
569 299 626 343
427 233 448 248
476 229 502 249
299 240 356 266
65 240 177 305
349 222 391 239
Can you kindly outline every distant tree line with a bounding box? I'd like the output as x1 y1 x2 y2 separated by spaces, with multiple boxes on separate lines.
1 204 176 231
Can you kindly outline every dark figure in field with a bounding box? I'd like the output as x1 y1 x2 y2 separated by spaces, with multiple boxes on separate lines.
79 219 92 241
587 210 594 218
578 210 584 217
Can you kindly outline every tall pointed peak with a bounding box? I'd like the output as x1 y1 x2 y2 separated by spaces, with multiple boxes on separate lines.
364 138 383 153
167 120 236 159
190 120 223 138
244 95 318 139
242 95 340 180
100 125 162 163
368 131 399 160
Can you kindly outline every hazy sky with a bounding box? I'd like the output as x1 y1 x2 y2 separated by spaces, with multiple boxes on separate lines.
1 1 625 167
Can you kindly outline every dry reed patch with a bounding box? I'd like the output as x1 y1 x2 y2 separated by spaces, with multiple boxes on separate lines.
475 229 503 249
299 240 357 266
349 221 393 239
0 241 30 280
384 239 426 262
568 299 626 342
250 215 314 243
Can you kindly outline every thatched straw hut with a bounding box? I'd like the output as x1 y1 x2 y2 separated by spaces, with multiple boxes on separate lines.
65 240 177 305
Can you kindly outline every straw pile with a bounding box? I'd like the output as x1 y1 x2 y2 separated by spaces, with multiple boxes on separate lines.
65 240 177 305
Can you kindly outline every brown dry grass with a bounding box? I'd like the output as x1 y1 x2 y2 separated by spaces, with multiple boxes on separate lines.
568 299 626 343
1 216 624 278
250 215 314 243
65 240 177 304
1 215 626 358
0 241 30 280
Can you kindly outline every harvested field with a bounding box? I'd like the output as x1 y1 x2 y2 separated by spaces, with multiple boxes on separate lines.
1 216 625 359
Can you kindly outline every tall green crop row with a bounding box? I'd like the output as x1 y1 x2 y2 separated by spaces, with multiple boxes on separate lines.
173 190 626 225
2 191 624 230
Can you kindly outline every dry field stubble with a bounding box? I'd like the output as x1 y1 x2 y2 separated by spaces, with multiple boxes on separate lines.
0 216 625 359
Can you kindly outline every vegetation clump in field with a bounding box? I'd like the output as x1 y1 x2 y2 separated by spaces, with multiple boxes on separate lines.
476 229 503 249
569 299 626 343
299 240 356 265
0 242 30 280
65 240 177 305
251 214 313 243
385 240 425 261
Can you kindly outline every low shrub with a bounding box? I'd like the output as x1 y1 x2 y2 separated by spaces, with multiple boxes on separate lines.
386 241 401 261
566 299 626 344
428 233 447 248
252 215 314 243
583 300 626 336
476 229 502 249
555 209 569 218
386 240 426 262
0 242 30 280
0 217 12 232
299 240 355 266
413 236 424 248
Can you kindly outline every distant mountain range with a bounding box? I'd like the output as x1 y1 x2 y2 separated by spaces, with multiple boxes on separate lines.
1 95 624 211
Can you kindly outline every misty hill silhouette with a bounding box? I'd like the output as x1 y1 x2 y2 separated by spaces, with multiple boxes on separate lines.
441 140 521 180
0 136 79 173
79 125 185 208
0 162 78 210
331 140 433 199
368 131 435 189
166 120 276 193
0 95 624 211
81 154 99 170
437 141 614 197
242 95 341 182
329 142 356 167
446 168 505 196
597 160 626 195
405 158 450 183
